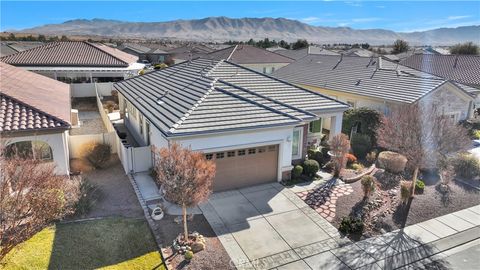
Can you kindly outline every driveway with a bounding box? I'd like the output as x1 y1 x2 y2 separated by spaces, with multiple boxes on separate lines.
199 182 351 269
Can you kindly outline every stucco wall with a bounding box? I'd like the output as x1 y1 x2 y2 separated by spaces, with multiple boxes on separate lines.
1 131 70 175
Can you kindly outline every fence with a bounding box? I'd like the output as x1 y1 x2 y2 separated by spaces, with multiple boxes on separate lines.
69 133 117 158
71 82 113 97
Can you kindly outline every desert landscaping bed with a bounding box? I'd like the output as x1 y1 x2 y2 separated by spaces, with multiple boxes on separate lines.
157 214 235 270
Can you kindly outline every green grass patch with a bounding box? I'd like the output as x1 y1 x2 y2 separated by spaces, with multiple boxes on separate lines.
1 217 165 270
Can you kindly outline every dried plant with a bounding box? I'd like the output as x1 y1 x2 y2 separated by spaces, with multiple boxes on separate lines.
329 134 351 177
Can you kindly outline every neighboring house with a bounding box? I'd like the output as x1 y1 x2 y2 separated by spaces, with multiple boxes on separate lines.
400 54 480 88
1 41 142 84
168 44 214 63
118 43 171 64
273 55 476 123
342 48 376 58
0 62 71 175
206 44 295 74
0 41 44 57
114 58 348 191
275 46 339 60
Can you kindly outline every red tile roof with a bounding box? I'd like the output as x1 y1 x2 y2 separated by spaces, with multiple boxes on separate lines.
1 41 136 67
0 62 71 133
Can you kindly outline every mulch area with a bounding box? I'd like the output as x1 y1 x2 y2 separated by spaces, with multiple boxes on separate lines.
156 214 235 270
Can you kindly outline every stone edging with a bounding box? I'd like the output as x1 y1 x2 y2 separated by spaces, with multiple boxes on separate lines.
342 164 376 183
127 174 169 270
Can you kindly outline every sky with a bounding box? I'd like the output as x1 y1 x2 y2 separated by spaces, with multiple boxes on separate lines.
1 1 479 32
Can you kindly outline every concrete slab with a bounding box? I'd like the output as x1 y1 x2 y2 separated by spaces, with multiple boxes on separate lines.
303 251 350 270
417 218 457 238
469 205 480 215
267 209 330 248
330 244 377 268
230 218 291 260
403 224 440 244
452 209 480 226
133 172 162 201
242 187 298 216
436 213 476 231
356 237 397 260
238 183 278 195
276 260 311 270
209 193 262 227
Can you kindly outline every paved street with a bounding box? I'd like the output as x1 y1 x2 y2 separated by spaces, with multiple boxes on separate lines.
200 182 480 270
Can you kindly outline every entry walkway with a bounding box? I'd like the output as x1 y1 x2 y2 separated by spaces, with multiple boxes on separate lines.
200 181 480 270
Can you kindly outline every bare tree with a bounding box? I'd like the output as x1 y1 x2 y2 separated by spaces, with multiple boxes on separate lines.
330 134 351 177
377 104 470 197
153 143 216 241
0 151 80 259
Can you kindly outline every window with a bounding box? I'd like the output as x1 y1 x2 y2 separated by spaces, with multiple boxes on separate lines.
258 147 266 153
227 151 235 157
292 127 303 159
205 154 213 160
5 141 53 161
238 150 246 156
309 119 322 133
248 148 256 155
216 152 225 159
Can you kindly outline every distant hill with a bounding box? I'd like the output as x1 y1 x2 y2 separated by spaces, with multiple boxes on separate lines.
17 17 480 45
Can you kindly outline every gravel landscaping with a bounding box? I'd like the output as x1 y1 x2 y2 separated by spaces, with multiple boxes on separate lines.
156 214 235 270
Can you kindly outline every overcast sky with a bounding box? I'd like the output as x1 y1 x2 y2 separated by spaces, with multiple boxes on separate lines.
1 1 479 32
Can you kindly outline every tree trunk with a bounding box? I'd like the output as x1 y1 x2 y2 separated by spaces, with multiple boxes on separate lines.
182 203 188 241
411 167 419 198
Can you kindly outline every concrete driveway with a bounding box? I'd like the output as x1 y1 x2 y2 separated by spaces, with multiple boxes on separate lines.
199 182 348 269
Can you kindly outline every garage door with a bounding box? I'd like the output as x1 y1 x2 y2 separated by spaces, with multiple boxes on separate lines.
206 145 279 191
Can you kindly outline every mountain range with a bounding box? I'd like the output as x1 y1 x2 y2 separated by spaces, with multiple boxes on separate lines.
17 17 480 45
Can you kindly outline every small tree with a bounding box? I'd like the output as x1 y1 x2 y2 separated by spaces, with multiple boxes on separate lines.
292 39 309 50
0 150 80 259
450 42 479 55
330 134 351 177
377 104 470 197
153 143 215 241
392 39 409 54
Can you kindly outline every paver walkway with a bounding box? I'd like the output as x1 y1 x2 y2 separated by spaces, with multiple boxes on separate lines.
201 180 480 270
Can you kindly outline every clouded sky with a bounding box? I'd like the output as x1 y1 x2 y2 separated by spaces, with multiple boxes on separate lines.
1 1 479 32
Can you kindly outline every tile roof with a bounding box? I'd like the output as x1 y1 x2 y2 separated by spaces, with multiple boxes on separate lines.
400 54 480 87
1 41 136 67
275 46 339 60
273 55 474 104
0 62 70 133
114 58 348 137
206 45 295 64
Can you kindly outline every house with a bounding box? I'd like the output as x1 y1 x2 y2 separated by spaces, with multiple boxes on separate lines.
118 43 171 64
113 58 349 191
206 44 295 74
168 44 214 63
400 54 480 88
1 41 143 96
342 48 376 58
0 41 44 57
275 46 339 60
0 62 71 175
273 55 476 123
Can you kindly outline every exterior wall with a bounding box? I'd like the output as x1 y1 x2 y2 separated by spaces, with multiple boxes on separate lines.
1 131 70 175
419 83 473 121
242 63 291 75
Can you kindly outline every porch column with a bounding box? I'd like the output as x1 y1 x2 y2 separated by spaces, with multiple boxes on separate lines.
329 114 343 140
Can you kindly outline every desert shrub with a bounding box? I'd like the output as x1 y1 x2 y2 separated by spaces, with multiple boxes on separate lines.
292 165 303 179
330 134 351 177
307 148 324 165
346 153 357 165
360 175 376 197
351 163 364 171
184 250 194 261
415 179 425 193
366 151 377 165
104 100 118 113
377 151 407 174
451 154 480 179
342 108 381 145
351 134 372 159
339 216 364 234
400 181 412 203
82 142 111 169
74 177 102 216
111 90 119 103
303 160 320 177
473 130 480 140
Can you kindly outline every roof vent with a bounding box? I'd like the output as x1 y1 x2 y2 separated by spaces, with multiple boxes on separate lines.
156 91 169 105
355 79 361 86
453 55 459 68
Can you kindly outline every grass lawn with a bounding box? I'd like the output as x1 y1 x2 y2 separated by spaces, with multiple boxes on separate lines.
1 217 166 270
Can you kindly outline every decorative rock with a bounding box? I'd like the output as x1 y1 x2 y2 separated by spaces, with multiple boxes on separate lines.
191 241 206 253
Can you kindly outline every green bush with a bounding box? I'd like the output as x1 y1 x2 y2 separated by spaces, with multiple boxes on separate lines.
473 130 480 139
292 165 303 179
351 134 372 159
184 250 194 261
307 148 324 165
351 163 364 171
339 216 364 234
83 142 111 169
360 175 376 197
377 151 407 174
342 108 381 145
303 159 320 177
451 154 480 179
415 179 425 193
